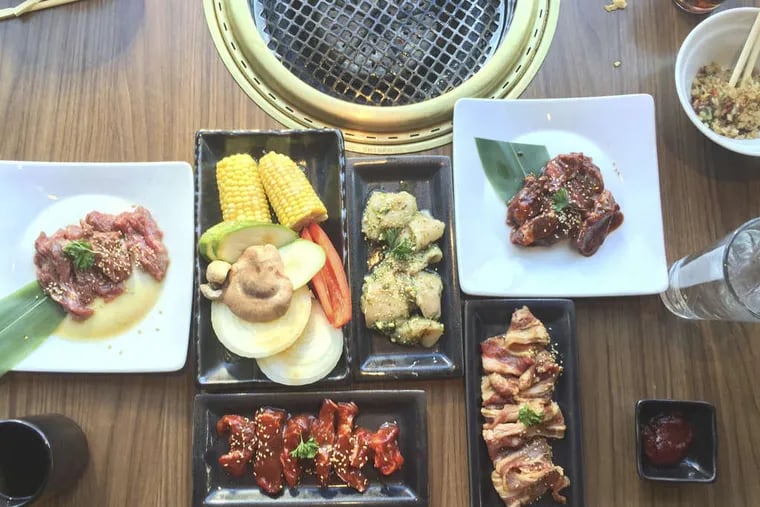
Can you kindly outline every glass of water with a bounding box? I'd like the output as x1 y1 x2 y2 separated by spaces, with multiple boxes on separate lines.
661 217 760 321
671 0 725 14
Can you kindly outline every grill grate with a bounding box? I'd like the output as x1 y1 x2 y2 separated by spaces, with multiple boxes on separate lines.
251 0 516 107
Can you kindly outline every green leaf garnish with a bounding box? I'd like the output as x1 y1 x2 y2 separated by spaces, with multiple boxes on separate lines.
517 405 543 427
552 188 570 212
0 281 65 378
290 436 319 459
63 240 96 270
384 228 415 260
475 139 551 204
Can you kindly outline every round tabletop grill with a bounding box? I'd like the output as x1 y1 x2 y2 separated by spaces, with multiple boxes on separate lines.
204 0 559 154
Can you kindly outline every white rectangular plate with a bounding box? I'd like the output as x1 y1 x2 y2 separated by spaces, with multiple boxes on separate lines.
453 95 668 297
0 161 194 372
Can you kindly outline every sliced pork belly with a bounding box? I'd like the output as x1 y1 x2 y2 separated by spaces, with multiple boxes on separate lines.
501 306 551 356
482 376 513 406
492 463 570 507
491 438 570 506
481 400 561 429
481 338 535 376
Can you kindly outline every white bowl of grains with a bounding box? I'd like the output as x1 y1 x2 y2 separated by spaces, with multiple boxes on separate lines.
675 7 760 157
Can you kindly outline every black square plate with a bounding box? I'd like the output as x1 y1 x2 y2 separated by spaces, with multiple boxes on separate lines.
192 390 429 506
346 156 463 380
194 129 351 389
635 399 717 483
464 299 585 507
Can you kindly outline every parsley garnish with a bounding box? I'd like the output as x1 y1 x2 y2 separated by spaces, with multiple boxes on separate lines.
384 228 415 260
517 405 543 427
63 240 96 270
552 188 570 213
290 436 319 459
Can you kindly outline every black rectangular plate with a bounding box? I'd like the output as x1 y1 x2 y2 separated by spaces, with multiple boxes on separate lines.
192 390 429 507
464 299 585 507
194 129 351 389
346 156 463 380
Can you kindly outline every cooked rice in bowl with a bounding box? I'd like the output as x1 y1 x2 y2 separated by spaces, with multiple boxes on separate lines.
691 63 760 140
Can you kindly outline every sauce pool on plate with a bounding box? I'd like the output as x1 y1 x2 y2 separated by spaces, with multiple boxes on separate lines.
642 413 694 466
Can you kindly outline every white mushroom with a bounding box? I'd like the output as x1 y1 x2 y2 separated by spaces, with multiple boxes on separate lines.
206 260 231 285
200 283 223 301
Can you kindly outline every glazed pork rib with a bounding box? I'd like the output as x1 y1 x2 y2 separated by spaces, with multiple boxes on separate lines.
480 306 570 507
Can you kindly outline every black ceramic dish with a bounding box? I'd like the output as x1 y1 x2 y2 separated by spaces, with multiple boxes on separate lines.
194 129 351 389
192 390 428 507
635 399 717 483
464 299 585 507
346 156 463 380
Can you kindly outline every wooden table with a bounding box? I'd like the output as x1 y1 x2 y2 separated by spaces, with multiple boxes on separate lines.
1 0 760 505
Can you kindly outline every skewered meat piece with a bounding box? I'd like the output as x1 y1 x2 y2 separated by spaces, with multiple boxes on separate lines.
280 414 313 489
216 415 256 477
332 402 369 492
368 423 405 476
506 152 622 256
253 408 287 495
310 399 338 487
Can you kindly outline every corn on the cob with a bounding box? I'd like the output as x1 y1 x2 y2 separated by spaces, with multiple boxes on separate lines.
258 151 328 231
215 153 271 223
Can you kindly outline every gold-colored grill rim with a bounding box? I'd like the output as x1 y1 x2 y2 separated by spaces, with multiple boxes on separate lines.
204 0 560 154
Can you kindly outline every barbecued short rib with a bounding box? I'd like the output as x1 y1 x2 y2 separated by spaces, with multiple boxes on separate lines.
216 415 257 478
253 408 287 494
506 152 623 257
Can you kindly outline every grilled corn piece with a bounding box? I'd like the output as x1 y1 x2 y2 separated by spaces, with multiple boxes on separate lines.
258 151 328 231
215 153 271 223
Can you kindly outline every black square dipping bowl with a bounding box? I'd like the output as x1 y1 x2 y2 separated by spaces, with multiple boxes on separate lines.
635 399 717 483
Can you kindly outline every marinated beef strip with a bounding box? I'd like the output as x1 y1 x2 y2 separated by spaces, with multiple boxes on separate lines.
310 399 338 488
216 415 257 478
332 402 369 492
368 423 405 476
506 152 623 256
349 427 373 469
33 206 169 319
280 414 313 489
481 307 570 506
253 408 287 495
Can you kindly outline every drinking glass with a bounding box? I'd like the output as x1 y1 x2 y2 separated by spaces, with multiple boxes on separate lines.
661 217 760 321
672 0 726 14
0 415 88 506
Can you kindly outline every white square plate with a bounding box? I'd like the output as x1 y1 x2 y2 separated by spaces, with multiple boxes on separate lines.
452 95 668 297
0 161 194 372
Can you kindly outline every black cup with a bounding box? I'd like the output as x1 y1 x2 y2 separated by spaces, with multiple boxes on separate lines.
0 414 89 506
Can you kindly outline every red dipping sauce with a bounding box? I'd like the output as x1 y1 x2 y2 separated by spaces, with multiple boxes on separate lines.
642 413 694 466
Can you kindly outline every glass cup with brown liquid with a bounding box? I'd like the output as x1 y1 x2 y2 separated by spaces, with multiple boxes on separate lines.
672 0 726 14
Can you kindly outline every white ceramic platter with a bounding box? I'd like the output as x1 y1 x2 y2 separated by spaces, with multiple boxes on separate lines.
0 161 194 372
452 95 668 297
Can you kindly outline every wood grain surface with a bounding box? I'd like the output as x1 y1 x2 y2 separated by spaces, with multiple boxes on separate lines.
1 0 760 506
